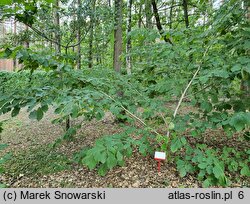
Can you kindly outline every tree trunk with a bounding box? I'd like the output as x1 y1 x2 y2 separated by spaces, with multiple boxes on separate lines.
169 0 174 29
77 0 81 69
183 0 189 28
151 0 173 45
24 25 30 48
54 0 61 54
145 0 152 28
13 20 17 71
138 2 142 28
88 0 96 68
113 0 123 73
240 0 250 99
126 0 132 75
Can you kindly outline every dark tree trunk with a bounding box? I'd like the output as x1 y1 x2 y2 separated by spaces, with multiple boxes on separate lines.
126 0 132 75
54 0 61 53
151 0 173 45
77 0 81 69
183 0 189 28
88 0 96 68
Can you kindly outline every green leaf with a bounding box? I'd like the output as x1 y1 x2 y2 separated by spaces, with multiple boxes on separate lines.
0 183 6 188
29 110 37 120
180 137 187 145
203 178 212 187
213 70 229 78
98 164 108 176
106 152 117 169
201 101 212 112
0 0 12 6
44 0 55 3
179 168 187 177
229 112 249 131
11 106 20 117
71 105 79 118
125 147 133 157
198 162 207 169
41 105 48 113
170 138 183 153
93 150 103 162
231 64 241 72
0 144 8 151
116 151 123 162
37 107 44 121
139 144 147 156
244 66 250 74
212 165 224 179
83 155 97 170
117 160 125 166
63 127 77 140
240 165 250 176
168 122 175 130
198 170 206 180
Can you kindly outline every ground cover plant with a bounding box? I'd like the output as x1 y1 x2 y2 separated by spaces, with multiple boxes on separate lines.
0 0 249 187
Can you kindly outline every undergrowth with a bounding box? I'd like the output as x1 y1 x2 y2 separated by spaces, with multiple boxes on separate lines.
4 145 72 177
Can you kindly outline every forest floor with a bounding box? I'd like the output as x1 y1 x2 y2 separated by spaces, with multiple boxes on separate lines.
0 106 249 188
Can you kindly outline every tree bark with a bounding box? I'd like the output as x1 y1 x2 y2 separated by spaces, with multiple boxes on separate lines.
77 0 81 69
54 0 61 54
169 0 174 29
13 19 17 71
24 24 30 48
113 0 123 73
88 0 96 68
183 0 189 28
126 0 132 75
151 0 173 45
240 0 250 98
138 2 142 28
145 0 152 28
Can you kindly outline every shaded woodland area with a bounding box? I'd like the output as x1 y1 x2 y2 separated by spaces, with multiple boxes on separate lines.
0 0 249 188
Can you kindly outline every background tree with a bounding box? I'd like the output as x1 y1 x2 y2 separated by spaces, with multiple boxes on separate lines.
126 0 132 75
113 0 123 73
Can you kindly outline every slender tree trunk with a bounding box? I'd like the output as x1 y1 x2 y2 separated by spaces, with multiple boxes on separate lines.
138 2 142 28
145 0 152 28
108 0 111 7
126 0 132 75
88 0 96 68
169 0 174 29
54 0 61 53
240 0 250 98
2 20 5 36
65 47 70 130
24 25 29 48
183 0 189 28
77 0 81 69
13 20 17 71
113 0 123 73
151 0 173 45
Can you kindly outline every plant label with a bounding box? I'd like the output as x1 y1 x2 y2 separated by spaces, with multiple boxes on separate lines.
154 151 166 161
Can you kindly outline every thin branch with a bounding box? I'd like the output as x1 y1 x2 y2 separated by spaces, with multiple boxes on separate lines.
27 23 90 49
166 46 211 137
100 91 160 135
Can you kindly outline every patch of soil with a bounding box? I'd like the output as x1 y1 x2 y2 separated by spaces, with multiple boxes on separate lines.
0 108 249 188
